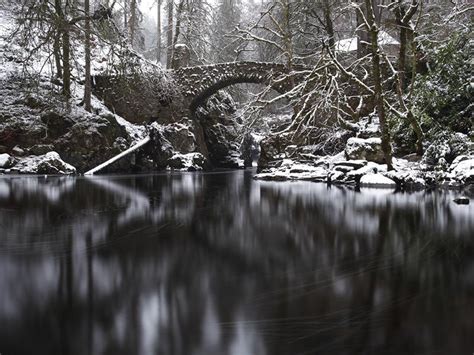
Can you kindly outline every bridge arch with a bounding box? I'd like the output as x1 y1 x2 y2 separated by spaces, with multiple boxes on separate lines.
173 61 295 114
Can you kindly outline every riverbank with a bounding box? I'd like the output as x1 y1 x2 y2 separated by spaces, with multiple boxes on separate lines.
255 154 474 192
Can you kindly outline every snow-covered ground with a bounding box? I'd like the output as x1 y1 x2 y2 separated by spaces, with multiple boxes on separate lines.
0 6 203 174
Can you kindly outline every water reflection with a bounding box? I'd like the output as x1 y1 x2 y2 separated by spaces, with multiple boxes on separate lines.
0 172 473 355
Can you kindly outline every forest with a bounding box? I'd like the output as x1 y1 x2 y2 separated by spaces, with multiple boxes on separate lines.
0 2 474 355
0 0 472 188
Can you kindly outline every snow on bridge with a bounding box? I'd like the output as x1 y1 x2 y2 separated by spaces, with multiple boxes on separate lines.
92 61 307 124
173 61 305 111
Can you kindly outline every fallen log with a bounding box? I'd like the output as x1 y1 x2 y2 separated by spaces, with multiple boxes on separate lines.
84 136 151 175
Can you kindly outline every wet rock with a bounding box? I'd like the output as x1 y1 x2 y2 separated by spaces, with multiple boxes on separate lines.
328 170 347 183
345 137 385 164
446 156 474 185
40 110 75 138
23 95 44 109
196 91 242 168
0 153 17 169
334 160 367 169
56 117 129 172
402 153 422 162
453 197 470 205
29 144 55 156
359 173 396 187
241 133 262 168
168 153 205 171
10 152 76 175
142 124 175 168
161 122 196 153
12 145 26 157
256 159 328 182
334 165 354 173
258 134 291 171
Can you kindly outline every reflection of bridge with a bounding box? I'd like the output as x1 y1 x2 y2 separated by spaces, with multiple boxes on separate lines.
93 61 304 124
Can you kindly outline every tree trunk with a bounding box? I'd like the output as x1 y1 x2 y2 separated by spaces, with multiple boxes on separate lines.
63 28 71 101
323 0 335 50
398 25 407 89
124 0 129 38
166 0 174 68
62 0 71 105
129 0 137 47
365 0 393 169
53 0 63 78
171 0 184 69
84 0 91 112
372 0 382 26
157 0 162 62
356 0 369 58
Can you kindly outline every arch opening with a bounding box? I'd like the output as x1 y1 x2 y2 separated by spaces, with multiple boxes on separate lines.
193 80 294 169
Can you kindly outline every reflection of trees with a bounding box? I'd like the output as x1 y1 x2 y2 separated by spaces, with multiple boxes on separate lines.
0 174 473 355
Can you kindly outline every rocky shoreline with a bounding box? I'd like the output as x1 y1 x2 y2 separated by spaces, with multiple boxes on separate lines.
255 154 473 191
254 130 473 194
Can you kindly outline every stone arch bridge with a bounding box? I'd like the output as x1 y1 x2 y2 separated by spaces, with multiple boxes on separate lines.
92 61 304 124
174 61 301 113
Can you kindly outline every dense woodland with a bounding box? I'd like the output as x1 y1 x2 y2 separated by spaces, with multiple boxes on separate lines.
0 0 472 182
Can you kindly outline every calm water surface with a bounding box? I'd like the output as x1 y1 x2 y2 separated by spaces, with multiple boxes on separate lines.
0 171 473 355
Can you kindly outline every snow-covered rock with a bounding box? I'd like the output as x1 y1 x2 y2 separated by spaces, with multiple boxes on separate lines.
11 146 26 157
334 160 367 168
256 159 328 182
345 137 385 164
9 152 76 175
446 156 474 184
360 173 397 187
168 153 205 171
347 162 387 178
241 133 262 167
0 153 16 169
159 122 196 153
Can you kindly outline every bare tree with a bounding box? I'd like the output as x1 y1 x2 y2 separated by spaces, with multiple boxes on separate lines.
84 0 92 112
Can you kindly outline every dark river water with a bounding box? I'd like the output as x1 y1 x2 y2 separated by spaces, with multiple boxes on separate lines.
0 171 473 355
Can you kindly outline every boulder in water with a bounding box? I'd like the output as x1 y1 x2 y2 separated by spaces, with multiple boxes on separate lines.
0 153 17 169
9 152 76 175
453 197 470 205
